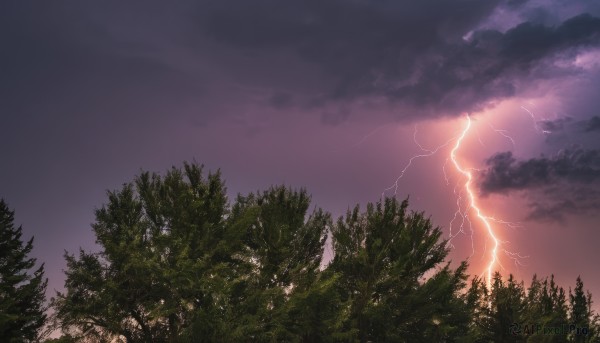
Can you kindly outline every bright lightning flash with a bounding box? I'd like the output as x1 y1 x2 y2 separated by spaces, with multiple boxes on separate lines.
450 114 499 289
380 113 528 289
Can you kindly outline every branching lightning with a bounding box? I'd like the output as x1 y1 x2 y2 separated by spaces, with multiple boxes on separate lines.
489 122 516 148
450 115 499 288
521 105 552 134
381 113 528 289
381 125 456 198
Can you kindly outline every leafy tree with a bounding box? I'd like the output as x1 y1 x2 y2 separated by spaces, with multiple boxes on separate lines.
51 160 600 343
53 163 230 342
207 186 331 342
0 199 48 342
53 165 332 343
329 197 470 342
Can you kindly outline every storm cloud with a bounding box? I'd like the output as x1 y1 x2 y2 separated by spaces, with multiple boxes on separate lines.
478 149 600 221
4 1 600 127
479 149 600 192
4 0 600 302
197 0 600 118
584 116 600 132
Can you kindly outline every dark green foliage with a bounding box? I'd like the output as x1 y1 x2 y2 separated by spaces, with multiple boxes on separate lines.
218 186 330 341
462 276 491 342
53 163 230 342
569 276 600 342
0 200 48 342
50 162 600 342
53 164 332 342
463 273 600 343
329 198 470 342
488 273 526 342
523 274 569 342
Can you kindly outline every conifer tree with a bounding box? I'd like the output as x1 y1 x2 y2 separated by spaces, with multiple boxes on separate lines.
487 273 526 342
462 276 491 342
569 276 600 343
523 274 569 342
0 200 48 342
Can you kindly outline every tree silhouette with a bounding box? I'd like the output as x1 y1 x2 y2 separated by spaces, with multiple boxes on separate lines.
0 200 47 342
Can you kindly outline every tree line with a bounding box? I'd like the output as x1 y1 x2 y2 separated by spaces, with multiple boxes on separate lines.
1 162 599 342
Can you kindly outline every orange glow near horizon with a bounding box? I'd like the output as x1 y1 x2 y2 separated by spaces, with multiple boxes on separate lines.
450 114 499 289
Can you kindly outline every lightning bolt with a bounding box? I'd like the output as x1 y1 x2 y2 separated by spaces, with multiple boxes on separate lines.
520 105 552 134
489 122 516 148
450 114 499 289
381 125 456 198
375 113 528 288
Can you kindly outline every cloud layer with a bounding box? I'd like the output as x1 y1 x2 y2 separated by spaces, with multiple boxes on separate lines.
197 0 600 119
478 148 600 220
3 1 600 125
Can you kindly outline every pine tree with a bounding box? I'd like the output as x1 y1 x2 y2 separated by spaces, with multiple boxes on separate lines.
570 276 590 342
569 276 600 343
462 276 491 342
487 273 526 342
548 275 569 342
524 274 569 342
0 200 48 342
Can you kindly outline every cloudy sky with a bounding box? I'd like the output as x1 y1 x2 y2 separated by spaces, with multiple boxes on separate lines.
2 0 600 302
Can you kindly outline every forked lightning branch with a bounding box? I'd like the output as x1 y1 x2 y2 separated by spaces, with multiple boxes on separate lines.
383 113 529 288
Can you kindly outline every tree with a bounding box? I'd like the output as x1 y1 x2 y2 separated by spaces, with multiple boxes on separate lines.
54 160 600 342
0 199 48 342
328 197 470 342
53 164 332 343
523 274 569 343
53 163 231 342
487 273 526 342
463 276 492 342
569 276 600 343
200 186 330 342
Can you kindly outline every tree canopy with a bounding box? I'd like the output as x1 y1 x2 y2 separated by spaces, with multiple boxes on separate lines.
45 162 600 342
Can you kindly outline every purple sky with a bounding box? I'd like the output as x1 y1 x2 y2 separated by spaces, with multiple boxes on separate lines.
2 0 600 303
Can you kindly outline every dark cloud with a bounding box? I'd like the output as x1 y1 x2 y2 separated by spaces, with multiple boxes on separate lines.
479 149 600 193
478 149 600 221
0 2 209 127
506 0 530 9
268 92 294 109
321 105 351 126
539 117 573 132
199 1 600 117
584 116 600 132
3 1 600 125
532 116 600 144
526 186 600 222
